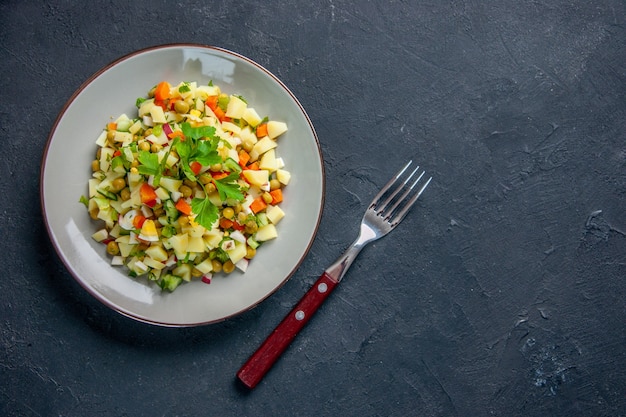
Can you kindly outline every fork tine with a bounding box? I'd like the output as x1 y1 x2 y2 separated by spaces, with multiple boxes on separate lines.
389 174 432 225
377 165 420 212
383 170 425 220
370 160 412 210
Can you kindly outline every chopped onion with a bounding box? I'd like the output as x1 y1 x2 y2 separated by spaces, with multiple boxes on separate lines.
230 230 246 244
235 258 249 273
119 210 139 230
141 205 153 218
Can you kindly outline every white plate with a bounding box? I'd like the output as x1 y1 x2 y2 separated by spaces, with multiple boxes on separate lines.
40 44 324 327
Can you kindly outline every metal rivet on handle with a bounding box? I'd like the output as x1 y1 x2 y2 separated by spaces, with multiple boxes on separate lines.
317 283 328 293
295 310 305 321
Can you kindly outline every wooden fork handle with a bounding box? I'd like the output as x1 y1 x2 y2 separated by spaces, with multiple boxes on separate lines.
237 272 339 389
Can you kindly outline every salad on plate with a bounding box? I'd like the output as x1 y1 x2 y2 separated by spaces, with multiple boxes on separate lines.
81 80 291 292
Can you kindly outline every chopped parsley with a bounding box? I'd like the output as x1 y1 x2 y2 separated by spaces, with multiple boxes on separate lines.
178 82 191 93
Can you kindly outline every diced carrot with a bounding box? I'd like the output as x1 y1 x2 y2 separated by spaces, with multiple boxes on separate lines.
246 162 260 171
219 218 234 230
211 172 228 180
167 130 185 140
256 123 268 138
190 161 202 175
107 122 117 131
238 150 251 167
153 99 167 110
140 183 158 207
113 150 122 157
269 189 283 204
212 106 228 122
250 196 267 214
168 97 181 111
133 214 146 229
175 198 192 216
205 95 218 111
154 81 171 101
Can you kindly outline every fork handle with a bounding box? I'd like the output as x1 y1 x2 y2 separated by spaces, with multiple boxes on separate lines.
237 272 339 389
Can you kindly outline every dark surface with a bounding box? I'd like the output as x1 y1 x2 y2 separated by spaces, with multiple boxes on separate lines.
1 1 625 416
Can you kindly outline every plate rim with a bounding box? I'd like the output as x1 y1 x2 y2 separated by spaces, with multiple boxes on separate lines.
39 43 325 327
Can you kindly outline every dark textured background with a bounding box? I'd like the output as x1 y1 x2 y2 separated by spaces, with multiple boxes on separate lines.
1 1 625 416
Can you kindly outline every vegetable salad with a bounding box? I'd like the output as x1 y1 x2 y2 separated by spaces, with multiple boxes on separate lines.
82 81 291 292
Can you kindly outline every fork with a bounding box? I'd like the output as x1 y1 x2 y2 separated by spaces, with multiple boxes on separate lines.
237 161 432 389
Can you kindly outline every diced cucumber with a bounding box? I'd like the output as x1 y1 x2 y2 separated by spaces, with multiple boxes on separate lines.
158 274 183 292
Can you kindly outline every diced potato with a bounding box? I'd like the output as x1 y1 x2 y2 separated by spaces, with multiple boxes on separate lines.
276 169 291 185
91 229 108 242
252 136 278 156
130 259 149 275
266 205 285 225
145 133 168 145
143 257 166 270
173 263 192 282
196 85 220 99
95 130 108 147
242 108 262 127
159 177 182 193
226 95 247 119
108 223 122 239
129 120 143 134
117 242 135 258
182 223 206 238
145 245 168 262
187 236 206 253
203 230 223 249
150 105 167 124
138 99 155 117
115 114 130 125
155 187 170 201
259 149 278 172
127 172 143 189
227 242 248 264
195 258 213 274
267 121 288 139
221 121 241 135
88 179 100 198
99 147 114 172
255 224 278 242
242 170 269 187
168 233 189 258
113 131 133 144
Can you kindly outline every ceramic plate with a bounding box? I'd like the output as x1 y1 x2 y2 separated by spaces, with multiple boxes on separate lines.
40 44 324 326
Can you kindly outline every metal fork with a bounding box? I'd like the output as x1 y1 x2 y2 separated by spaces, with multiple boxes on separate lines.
237 161 432 389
